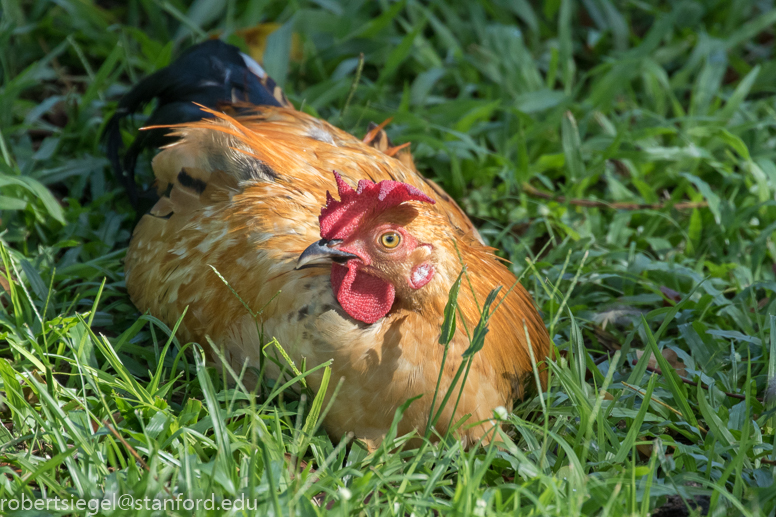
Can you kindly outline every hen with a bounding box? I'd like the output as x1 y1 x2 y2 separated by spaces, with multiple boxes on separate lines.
105 40 550 449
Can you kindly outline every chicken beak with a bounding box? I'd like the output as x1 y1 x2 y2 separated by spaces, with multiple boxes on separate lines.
295 239 359 270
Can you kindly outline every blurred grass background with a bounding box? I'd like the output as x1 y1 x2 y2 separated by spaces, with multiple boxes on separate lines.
1 0 776 515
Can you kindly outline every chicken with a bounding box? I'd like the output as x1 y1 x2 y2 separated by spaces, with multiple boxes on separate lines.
105 40 550 449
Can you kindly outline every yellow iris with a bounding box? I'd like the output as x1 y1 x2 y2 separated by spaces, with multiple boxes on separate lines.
380 231 401 249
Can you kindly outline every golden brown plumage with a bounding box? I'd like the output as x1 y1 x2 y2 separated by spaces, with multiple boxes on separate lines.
116 42 550 450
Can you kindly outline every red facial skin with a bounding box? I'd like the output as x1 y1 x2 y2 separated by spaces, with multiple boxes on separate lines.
318 172 437 324
331 224 435 324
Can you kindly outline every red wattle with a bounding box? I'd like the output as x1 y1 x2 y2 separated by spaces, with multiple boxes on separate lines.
331 261 395 324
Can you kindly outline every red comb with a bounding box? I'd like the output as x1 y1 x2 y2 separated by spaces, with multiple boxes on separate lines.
319 171 435 240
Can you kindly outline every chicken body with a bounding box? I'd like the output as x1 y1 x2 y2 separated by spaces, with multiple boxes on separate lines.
117 42 550 449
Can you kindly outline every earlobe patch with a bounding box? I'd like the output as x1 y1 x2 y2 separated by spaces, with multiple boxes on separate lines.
409 262 434 289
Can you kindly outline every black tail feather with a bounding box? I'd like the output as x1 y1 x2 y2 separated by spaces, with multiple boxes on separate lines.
103 39 286 207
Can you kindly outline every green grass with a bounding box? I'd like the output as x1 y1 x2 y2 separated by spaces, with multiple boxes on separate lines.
2 0 776 515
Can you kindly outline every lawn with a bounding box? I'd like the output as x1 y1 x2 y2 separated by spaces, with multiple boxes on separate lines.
1 0 776 515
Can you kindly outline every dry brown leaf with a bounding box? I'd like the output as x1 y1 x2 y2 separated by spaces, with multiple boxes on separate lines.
234 24 303 65
0 265 9 293
659 286 682 304
0 265 10 309
636 438 653 459
635 349 687 378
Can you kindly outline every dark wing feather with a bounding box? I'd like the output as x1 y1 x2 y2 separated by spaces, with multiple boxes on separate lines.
103 39 288 206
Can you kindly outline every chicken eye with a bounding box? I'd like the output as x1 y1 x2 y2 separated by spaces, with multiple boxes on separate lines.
379 231 402 249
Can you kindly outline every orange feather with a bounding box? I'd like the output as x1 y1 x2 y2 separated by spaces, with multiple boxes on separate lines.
125 103 550 450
